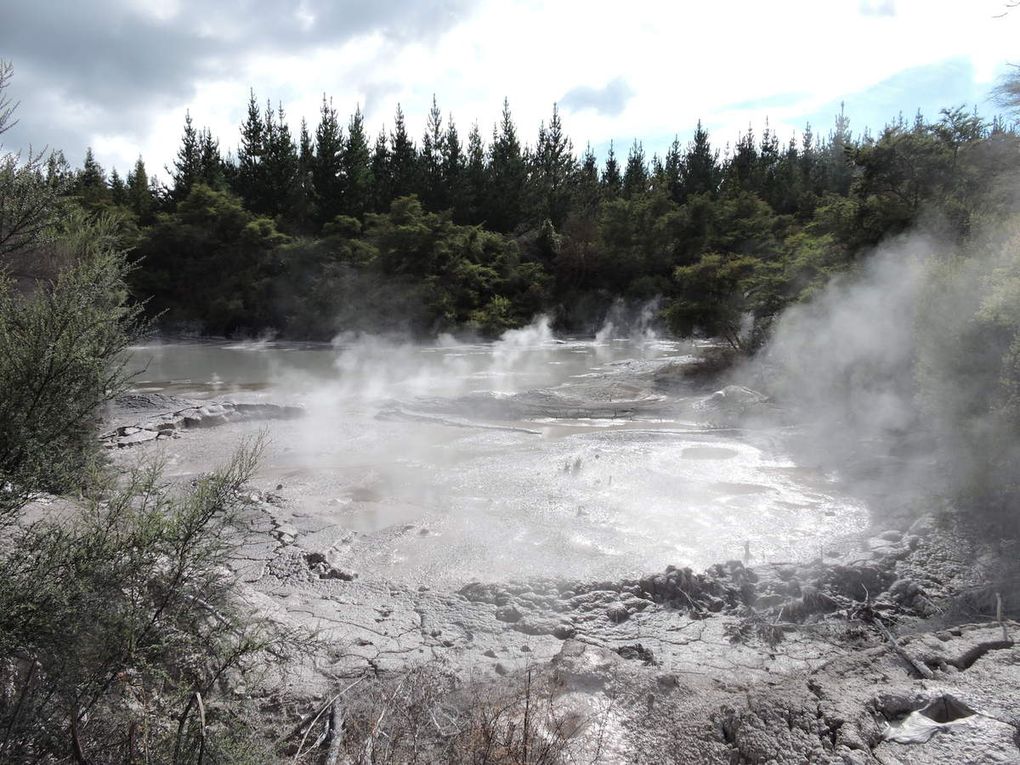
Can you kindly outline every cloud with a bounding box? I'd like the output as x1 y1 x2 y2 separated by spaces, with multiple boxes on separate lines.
802 58 987 138
723 92 811 112
560 78 634 117
860 0 896 16
2 0 1018 177
0 0 477 165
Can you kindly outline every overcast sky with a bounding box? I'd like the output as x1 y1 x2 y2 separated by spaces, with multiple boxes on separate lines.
2 0 1018 178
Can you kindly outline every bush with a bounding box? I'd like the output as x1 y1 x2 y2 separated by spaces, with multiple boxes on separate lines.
0 439 285 763
0 212 144 519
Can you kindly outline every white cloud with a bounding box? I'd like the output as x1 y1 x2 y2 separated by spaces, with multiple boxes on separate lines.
6 0 1019 175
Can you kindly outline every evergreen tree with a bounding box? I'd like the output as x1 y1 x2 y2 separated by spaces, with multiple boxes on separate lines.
262 101 300 219
529 103 576 227
235 90 265 212
109 169 126 206
661 137 683 203
76 147 109 207
681 120 720 199
824 103 853 195
198 127 224 190
341 106 373 219
800 122 818 196
169 110 201 204
464 122 487 225
370 128 391 211
622 140 648 198
486 98 528 233
602 141 622 197
44 150 72 189
388 104 418 200
726 127 757 194
313 96 344 224
443 115 467 222
292 117 316 230
758 119 782 203
575 143 601 214
421 95 446 211
126 155 154 223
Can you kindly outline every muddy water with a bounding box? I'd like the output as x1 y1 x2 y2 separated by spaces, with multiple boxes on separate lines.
125 333 868 584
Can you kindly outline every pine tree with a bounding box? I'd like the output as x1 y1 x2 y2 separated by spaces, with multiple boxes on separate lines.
313 95 344 224
198 128 224 190
486 98 527 232
44 150 72 189
77 147 109 207
575 143 601 214
388 104 418 200
529 103 576 227
236 90 265 212
370 128 391 211
826 103 852 195
464 122 487 225
169 110 201 203
263 101 300 219
109 168 126 206
602 141 622 197
622 140 647 198
681 120 719 199
443 115 467 222
727 127 757 193
800 122 817 196
292 117 317 229
421 95 446 211
662 137 683 203
126 155 154 223
341 106 372 218
758 119 781 202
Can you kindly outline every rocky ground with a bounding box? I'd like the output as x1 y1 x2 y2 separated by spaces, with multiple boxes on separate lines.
101 383 1020 764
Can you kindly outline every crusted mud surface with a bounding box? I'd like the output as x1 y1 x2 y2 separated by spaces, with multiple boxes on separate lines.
102 379 1020 763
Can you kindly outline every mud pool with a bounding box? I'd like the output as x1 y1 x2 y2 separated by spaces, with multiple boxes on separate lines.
123 331 868 584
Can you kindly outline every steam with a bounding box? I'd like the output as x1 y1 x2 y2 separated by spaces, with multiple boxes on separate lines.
756 238 929 475
594 298 663 344
322 316 561 404
738 220 1020 519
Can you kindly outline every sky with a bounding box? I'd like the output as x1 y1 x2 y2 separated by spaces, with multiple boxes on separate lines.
1 0 1019 179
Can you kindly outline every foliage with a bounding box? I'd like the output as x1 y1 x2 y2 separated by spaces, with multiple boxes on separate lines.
914 217 1020 527
38 77 1020 352
0 211 144 518
284 664 601 764
0 65 285 762
666 253 759 351
0 441 285 762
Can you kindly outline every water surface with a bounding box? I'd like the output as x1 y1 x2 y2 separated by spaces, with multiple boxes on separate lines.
125 333 868 583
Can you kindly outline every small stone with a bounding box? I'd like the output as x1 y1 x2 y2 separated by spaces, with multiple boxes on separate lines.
553 623 576 640
656 673 680 690
483 649 498 658
117 429 159 446
494 663 509 676
606 602 630 623
495 605 522 623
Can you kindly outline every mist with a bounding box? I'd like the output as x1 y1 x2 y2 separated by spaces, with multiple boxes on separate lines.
735 218 1020 526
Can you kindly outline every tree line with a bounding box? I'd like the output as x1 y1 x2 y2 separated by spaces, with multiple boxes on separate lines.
49 91 1020 343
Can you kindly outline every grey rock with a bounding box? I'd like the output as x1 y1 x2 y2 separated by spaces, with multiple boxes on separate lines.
606 602 630 623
